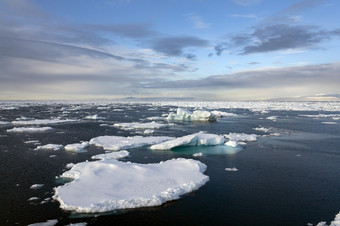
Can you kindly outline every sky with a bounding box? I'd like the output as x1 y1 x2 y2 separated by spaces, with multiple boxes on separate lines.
0 0 340 101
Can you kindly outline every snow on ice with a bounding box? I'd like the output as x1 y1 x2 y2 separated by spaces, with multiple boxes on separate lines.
35 144 63 151
65 142 89 153
150 132 225 150
89 135 173 151
53 158 209 213
91 150 130 160
7 127 53 133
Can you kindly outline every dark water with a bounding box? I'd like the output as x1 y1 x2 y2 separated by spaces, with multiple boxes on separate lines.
1 102 340 225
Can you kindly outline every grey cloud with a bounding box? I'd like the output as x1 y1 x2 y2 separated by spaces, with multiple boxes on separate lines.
142 62 340 90
151 36 209 57
215 24 340 55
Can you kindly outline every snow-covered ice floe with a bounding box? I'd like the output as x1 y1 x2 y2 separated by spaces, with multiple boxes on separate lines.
150 132 224 150
53 158 209 213
224 133 257 145
35 144 63 151
91 150 130 160
113 121 169 130
11 119 79 125
65 142 89 153
89 135 173 151
166 108 218 122
7 127 53 133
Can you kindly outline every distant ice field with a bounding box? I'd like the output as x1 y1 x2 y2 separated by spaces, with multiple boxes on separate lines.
1 101 340 226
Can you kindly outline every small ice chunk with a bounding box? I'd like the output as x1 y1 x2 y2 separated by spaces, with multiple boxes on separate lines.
144 129 154 134
7 127 53 133
24 140 40 144
28 197 40 201
224 133 257 142
30 184 44 189
85 115 104 120
66 163 75 169
150 132 225 150
322 122 337 124
91 150 130 160
225 167 238 172
254 127 270 133
316 211 340 225
266 116 278 121
27 219 58 226
35 144 63 151
49 155 57 158
65 142 89 153
0 121 10 125
89 135 173 151
11 119 79 125
113 121 168 130
53 158 209 213
193 152 203 157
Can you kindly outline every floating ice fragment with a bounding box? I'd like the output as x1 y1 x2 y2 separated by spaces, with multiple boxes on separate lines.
166 108 217 121
35 144 63 151
210 110 238 117
53 158 209 213
7 127 53 133
30 184 44 189
266 116 278 121
316 211 340 226
150 132 225 150
224 133 257 142
91 150 130 160
28 197 40 201
225 140 238 147
27 219 58 226
193 152 203 157
322 122 337 124
65 142 89 153
113 121 168 130
89 135 173 151
11 119 79 125
85 115 104 120
225 167 238 172
0 121 10 125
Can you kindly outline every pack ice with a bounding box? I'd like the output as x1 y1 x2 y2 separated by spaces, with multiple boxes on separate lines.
53 157 209 213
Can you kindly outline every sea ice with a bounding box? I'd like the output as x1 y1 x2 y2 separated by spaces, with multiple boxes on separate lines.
11 119 79 125
266 116 278 121
85 115 104 120
225 167 238 172
30 184 44 189
150 132 225 150
53 158 209 213
65 142 89 153
35 144 63 151
224 133 258 143
317 211 340 226
0 121 10 125
166 108 217 121
89 135 173 151
193 152 203 157
210 110 238 117
7 127 53 133
225 140 238 147
91 150 130 160
27 219 58 226
113 121 168 130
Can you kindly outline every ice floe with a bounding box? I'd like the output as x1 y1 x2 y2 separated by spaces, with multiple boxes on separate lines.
30 184 44 189
224 133 258 143
91 150 130 160
7 127 53 133
266 116 278 121
65 142 89 153
53 158 209 213
27 219 58 226
85 114 105 120
0 121 10 125
166 108 217 121
89 135 173 151
11 119 79 125
113 121 169 130
317 211 340 226
150 132 225 150
225 167 238 172
210 110 238 117
35 144 63 151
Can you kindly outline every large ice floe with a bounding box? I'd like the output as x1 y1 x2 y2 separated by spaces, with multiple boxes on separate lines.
89 135 173 151
166 108 218 121
7 127 53 133
150 132 224 150
53 157 209 213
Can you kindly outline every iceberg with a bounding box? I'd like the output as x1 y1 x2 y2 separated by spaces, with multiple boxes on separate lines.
35 144 63 151
7 127 53 133
166 108 217 121
150 132 225 150
53 158 209 213
65 142 89 153
89 135 173 151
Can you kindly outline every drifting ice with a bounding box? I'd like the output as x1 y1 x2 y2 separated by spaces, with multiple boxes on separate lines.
53 158 209 213
166 108 217 121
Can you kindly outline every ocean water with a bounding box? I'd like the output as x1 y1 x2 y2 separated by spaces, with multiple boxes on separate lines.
1 101 340 225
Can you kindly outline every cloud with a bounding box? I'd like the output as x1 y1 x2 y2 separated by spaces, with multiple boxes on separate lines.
187 13 210 29
231 0 263 6
150 36 209 57
215 24 340 55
